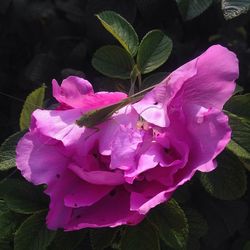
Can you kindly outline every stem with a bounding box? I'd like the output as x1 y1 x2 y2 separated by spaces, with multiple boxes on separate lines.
138 72 142 91
129 75 137 96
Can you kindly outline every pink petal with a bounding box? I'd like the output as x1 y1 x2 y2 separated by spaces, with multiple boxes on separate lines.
128 180 173 214
45 170 76 229
16 131 69 186
52 76 94 108
68 163 125 185
110 126 143 171
31 109 98 154
133 60 197 127
99 105 138 155
65 187 144 229
53 76 127 111
184 104 231 168
64 180 114 208
181 45 238 110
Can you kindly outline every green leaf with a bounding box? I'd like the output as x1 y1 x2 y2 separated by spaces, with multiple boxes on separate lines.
0 131 25 171
0 211 24 239
224 95 250 170
96 11 139 56
0 179 48 214
49 230 87 250
185 208 208 240
92 45 134 79
0 200 9 215
142 72 169 89
14 211 56 250
200 150 247 200
225 94 250 119
149 199 189 250
90 227 119 250
20 85 45 131
121 220 160 250
222 0 250 20
176 0 213 21
137 30 172 74
201 199 248 249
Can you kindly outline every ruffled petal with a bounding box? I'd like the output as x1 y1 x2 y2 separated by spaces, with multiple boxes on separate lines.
129 180 173 214
16 130 69 186
65 187 144 229
184 104 231 168
45 170 76 229
181 45 238 110
52 76 94 108
64 180 114 208
110 126 143 171
68 163 125 185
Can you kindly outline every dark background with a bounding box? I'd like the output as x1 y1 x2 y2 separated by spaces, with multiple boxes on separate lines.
0 0 249 143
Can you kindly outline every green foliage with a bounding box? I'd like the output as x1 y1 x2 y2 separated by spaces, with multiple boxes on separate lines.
149 199 189 250
225 94 250 170
184 208 208 250
222 0 250 20
19 85 45 131
142 72 169 89
201 199 248 249
90 227 119 250
176 0 213 21
200 150 247 200
121 220 160 250
49 230 87 250
92 45 134 79
0 131 25 171
96 11 139 56
93 11 173 85
0 179 48 214
14 211 56 250
137 30 172 74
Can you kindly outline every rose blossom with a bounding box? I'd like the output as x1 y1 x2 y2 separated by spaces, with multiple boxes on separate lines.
16 45 238 230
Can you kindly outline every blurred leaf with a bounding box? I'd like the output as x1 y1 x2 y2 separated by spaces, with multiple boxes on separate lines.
222 0 250 20
92 45 134 79
20 85 46 131
137 30 172 74
90 227 119 250
96 11 139 56
149 199 188 250
49 229 87 250
0 131 25 171
0 200 9 215
142 72 169 89
0 238 12 250
14 211 56 250
200 150 247 200
173 183 191 204
225 94 250 119
201 199 248 249
224 95 250 170
0 211 23 239
184 208 208 246
176 0 213 21
0 179 48 214
121 220 160 250
233 84 244 95
244 241 250 250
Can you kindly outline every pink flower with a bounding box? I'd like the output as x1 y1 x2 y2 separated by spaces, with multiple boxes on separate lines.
16 45 238 230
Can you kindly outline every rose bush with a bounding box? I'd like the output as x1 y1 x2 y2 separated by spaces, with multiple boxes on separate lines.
16 45 238 230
